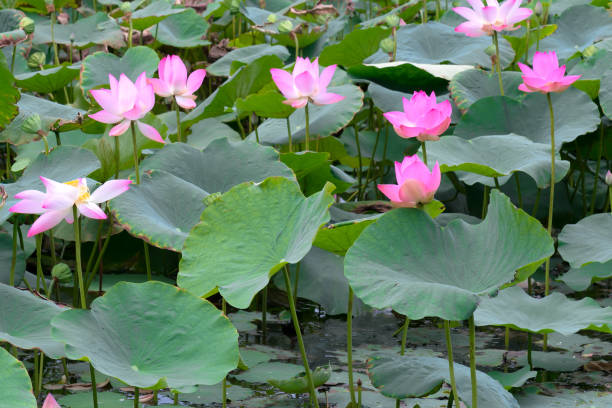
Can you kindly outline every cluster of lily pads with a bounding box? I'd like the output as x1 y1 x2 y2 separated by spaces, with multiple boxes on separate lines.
1 0 611 407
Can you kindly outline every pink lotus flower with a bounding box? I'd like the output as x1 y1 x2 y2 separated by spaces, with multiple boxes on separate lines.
453 0 532 37
383 91 452 142
42 394 61 408
517 51 581 93
149 55 206 110
378 155 441 208
89 72 164 144
270 57 344 109
606 170 612 186
9 177 132 237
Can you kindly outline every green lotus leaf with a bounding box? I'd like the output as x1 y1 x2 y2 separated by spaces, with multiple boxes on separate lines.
178 177 334 308
0 347 36 408
154 8 210 48
273 246 367 316
0 94 85 145
318 26 390 68
183 55 284 128
313 215 379 256
367 354 519 407
14 63 79 94
110 140 293 251
503 24 557 65
57 391 133 408
535 5 612 59
236 91 295 118
0 227 35 285
80 46 160 96
180 383 254 404
349 61 471 94
558 213 612 268
0 9 28 47
475 286 612 336
449 69 525 111
0 52 19 132
268 365 331 393
569 48 612 116
120 1 185 31
33 12 124 49
423 134 570 188
517 390 612 408
0 146 101 225
280 151 353 195
344 190 553 321
558 261 612 292
453 89 600 150
366 22 514 67
51 281 239 389
208 44 290 77
481 367 536 390
233 361 304 384
0 283 66 358
250 84 364 146
185 118 241 150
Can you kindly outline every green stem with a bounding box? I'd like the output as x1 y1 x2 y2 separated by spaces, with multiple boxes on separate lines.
51 12 60 66
134 387 139 408
391 27 397 62
421 141 427 166
261 285 267 343
293 262 300 303
505 327 510 350
444 321 461 408
128 18 133 49
73 207 86 308
10 220 17 286
255 116 260 144
469 316 478 408
494 177 501 190
36 234 48 293
286 117 292 153
514 173 523 208
589 120 604 214
143 241 151 281
532 188 541 217
305 104 310 151
131 122 140 184
10 45 16 74
92 0 97 12
222 298 228 408
33 351 40 396
354 124 363 200
173 392 179 405
90 363 99 408
481 186 490 219
400 318 409 355
54 131 62 146
422 0 427 23
236 115 246 139
283 266 318 407
38 351 44 395
293 32 299 60
5 142 11 181
493 32 504 96
609 187 612 215
62 358 69 381
545 92 555 297
347 286 356 405
175 103 182 143
49 229 57 266
85 220 112 291
114 135 120 179
524 20 531 63
435 0 441 20
86 220 104 275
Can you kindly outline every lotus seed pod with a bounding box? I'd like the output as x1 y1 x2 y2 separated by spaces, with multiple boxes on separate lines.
380 37 395 53
27 51 46 69
21 114 43 134
52 263 73 284
385 14 400 28
19 17 35 35
606 170 612 186
267 13 277 23
119 1 131 13
278 20 293 33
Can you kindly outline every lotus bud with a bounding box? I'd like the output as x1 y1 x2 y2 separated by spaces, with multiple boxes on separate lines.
27 52 46 69
380 37 395 53
278 20 293 33
385 14 400 28
583 45 597 58
606 170 612 186
119 1 131 13
534 2 543 15
230 0 240 14
267 13 277 23
52 263 72 284
19 17 35 35
21 114 43 135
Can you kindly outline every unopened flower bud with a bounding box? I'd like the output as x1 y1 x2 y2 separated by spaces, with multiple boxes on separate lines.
52 263 72 284
19 17 35 35
278 20 293 33
385 14 400 28
380 37 395 53
27 52 46 69
606 170 612 186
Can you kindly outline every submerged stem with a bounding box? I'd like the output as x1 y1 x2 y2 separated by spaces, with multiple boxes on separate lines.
444 321 461 408
493 32 504 96
283 265 318 407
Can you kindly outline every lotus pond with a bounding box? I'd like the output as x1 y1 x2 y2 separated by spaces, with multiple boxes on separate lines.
1 0 612 407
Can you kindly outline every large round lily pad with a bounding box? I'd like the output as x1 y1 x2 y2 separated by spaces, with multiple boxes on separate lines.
344 190 553 321
449 69 525 111
207 44 290 77
0 347 36 408
110 139 294 251
14 63 79 94
33 12 124 49
367 353 519 408
154 8 210 48
558 261 612 292
51 281 239 389
251 84 364 146
453 89 600 149
423 134 570 188
318 26 390 68
474 286 612 336
0 146 101 225
178 177 335 308
0 283 66 358
119 1 184 32
558 213 612 268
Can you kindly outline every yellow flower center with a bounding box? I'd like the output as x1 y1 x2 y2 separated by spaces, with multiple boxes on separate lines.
64 179 91 203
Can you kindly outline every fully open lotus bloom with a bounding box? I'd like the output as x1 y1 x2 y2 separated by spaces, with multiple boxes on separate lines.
42 394 61 408
378 155 441 208
453 0 532 37
270 57 345 109
383 91 452 142
517 51 581 93
9 177 132 237
149 55 206 110
89 72 164 143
